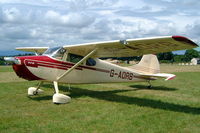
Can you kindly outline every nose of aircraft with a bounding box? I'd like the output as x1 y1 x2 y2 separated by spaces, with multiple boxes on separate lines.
4 57 41 80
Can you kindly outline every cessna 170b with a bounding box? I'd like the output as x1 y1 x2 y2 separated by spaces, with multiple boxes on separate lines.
4 36 198 104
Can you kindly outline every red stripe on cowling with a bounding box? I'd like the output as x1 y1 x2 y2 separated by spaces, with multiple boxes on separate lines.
13 64 42 80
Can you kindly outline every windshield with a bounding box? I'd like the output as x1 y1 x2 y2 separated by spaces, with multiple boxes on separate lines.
43 47 61 55
43 47 66 60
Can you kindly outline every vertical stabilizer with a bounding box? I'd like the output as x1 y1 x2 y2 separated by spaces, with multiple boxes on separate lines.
131 54 160 74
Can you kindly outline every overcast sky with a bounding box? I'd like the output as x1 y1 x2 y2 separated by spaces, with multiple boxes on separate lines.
0 0 200 51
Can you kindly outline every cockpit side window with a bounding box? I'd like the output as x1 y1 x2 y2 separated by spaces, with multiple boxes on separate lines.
66 54 96 66
67 53 83 63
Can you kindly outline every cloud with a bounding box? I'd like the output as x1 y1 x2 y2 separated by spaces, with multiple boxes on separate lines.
4 28 31 39
44 10 95 28
3 7 22 23
186 20 200 43
0 0 199 51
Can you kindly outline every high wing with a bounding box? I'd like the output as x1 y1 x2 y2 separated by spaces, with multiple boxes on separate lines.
16 47 48 54
64 36 198 58
16 36 198 57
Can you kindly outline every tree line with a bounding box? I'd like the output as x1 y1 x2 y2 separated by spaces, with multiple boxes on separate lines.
0 49 199 65
157 49 199 63
102 49 200 63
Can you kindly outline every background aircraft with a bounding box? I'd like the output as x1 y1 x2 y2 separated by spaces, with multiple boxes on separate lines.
4 36 198 104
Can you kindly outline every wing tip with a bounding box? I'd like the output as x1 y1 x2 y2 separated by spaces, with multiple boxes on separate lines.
172 35 198 47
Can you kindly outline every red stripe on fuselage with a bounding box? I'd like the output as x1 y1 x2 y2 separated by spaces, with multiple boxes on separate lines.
37 63 82 71
25 59 83 70
22 56 110 73
81 65 110 73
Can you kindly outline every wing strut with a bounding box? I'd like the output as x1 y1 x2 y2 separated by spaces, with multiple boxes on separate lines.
57 49 97 81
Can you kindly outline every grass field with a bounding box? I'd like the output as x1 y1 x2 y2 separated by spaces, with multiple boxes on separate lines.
0 65 200 133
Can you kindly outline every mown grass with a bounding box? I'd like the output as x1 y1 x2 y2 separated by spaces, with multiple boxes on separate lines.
0 66 13 72
0 66 200 133
160 64 200 73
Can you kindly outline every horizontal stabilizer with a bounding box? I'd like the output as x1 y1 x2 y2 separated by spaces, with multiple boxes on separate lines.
139 73 176 81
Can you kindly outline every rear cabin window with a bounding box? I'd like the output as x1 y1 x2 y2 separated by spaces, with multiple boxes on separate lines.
86 58 96 66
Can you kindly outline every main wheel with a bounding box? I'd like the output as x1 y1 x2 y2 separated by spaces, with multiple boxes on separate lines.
147 85 152 89
28 87 43 96
53 93 71 104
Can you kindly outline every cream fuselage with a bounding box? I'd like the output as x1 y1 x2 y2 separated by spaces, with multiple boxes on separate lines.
13 55 146 84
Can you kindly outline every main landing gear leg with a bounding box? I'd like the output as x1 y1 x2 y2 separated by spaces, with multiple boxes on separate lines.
52 81 71 104
52 49 96 104
28 81 44 96
147 80 152 89
68 84 71 90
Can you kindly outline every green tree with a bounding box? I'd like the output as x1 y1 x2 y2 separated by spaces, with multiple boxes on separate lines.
174 55 185 62
0 57 5 65
184 49 199 62
157 52 174 63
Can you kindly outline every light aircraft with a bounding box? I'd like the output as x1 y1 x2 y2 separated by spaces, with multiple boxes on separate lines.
4 36 198 104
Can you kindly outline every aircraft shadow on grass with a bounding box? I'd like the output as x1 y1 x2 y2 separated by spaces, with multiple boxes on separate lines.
29 84 200 115
129 85 178 91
